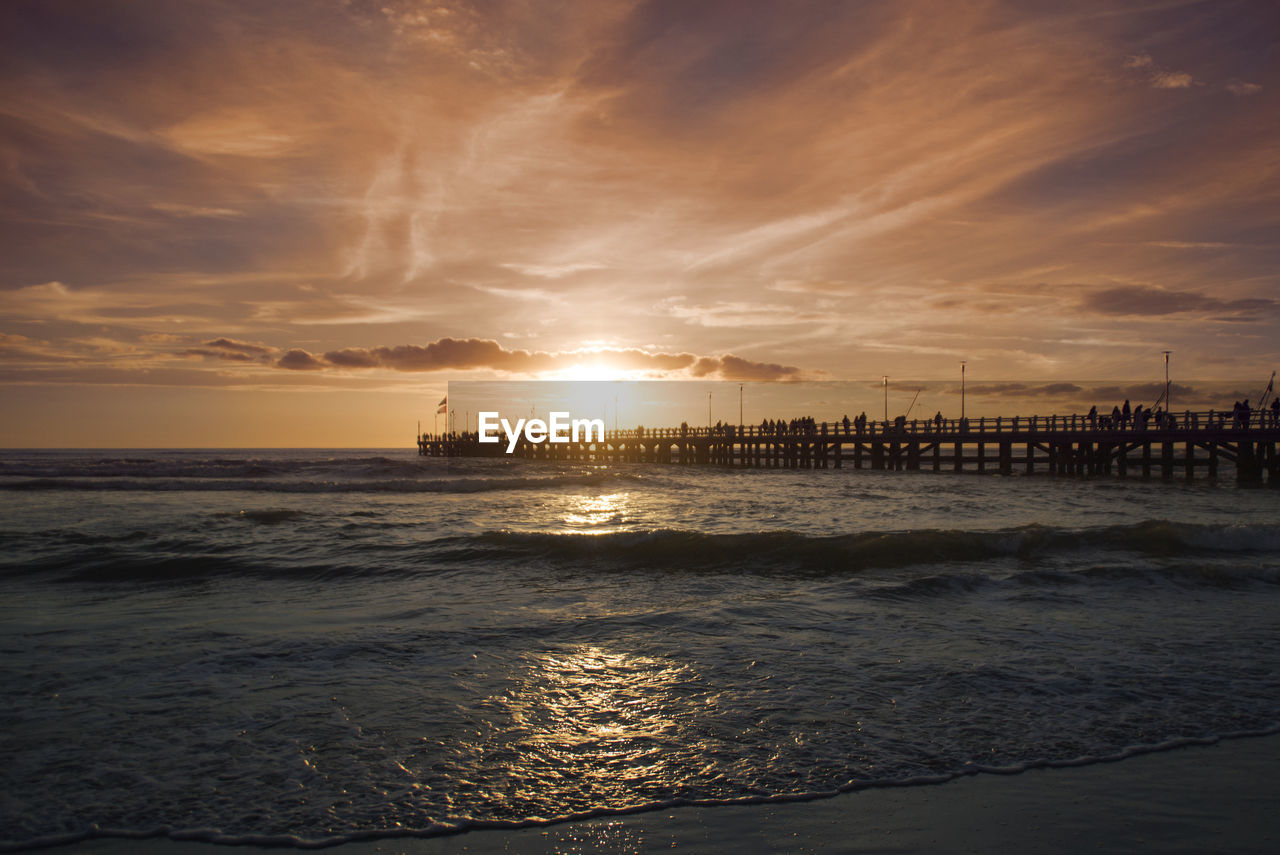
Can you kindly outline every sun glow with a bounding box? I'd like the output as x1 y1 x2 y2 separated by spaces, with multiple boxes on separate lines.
549 361 631 382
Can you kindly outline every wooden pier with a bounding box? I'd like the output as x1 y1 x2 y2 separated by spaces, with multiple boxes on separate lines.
419 410 1280 484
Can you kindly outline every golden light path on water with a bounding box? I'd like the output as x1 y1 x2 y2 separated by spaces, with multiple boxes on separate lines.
479 644 712 819
444 489 733 818
559 492 632 531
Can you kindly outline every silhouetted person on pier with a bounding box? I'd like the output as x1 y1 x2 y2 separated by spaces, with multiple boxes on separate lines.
934 411 943 430
1122 399 1131 429
1271 398 1279 426
842 414 851 433
1088 405 1097 428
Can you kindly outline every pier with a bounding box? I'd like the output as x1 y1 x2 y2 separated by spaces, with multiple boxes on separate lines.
419 410 1280 484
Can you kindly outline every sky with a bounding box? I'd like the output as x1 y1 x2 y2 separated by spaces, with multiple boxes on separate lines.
2 0 1278 446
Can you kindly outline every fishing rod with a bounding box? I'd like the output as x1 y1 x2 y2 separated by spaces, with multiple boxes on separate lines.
904 388 923 419
1256 371 1275 412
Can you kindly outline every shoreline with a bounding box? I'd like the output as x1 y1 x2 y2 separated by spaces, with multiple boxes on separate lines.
55 731 1280 854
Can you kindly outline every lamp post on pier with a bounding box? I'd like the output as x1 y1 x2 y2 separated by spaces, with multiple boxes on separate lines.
960 361 967 420
883 376 888 422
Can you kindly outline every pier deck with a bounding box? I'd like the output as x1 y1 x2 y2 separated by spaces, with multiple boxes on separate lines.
419 410 1280 484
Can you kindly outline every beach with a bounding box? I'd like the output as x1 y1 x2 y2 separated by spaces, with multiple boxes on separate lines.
71 733 1280 854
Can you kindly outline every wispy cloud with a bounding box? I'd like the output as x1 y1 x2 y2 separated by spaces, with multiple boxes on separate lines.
1123 52 1194 89
1226 79 1262 96
1081 285 1278 318
1150 71 1193 89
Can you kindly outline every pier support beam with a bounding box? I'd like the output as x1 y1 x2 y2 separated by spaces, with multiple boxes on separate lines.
1238 441 1262 485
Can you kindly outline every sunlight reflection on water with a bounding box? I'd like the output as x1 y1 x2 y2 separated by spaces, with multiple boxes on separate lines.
560 492 632 531
485 645 705 812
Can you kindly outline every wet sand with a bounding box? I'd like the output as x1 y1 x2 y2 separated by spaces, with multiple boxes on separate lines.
71 732 1279 854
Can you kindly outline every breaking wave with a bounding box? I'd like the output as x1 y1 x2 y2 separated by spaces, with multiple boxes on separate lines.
0 472 639 494
8 520 1279 587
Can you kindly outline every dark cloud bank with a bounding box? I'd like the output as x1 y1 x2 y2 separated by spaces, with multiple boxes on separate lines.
273 337 802 380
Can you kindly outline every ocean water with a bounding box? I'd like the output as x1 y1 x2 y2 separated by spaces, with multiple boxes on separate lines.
2 449 1279 849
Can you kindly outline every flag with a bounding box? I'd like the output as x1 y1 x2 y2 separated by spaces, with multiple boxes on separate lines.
436 396 447 414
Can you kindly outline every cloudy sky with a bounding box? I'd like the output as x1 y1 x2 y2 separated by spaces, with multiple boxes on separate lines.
2 0 1277 445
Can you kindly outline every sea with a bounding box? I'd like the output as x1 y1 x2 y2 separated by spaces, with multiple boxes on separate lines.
2 448 1279 850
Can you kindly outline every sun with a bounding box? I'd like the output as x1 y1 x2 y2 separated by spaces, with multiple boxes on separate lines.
553 361 628 382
